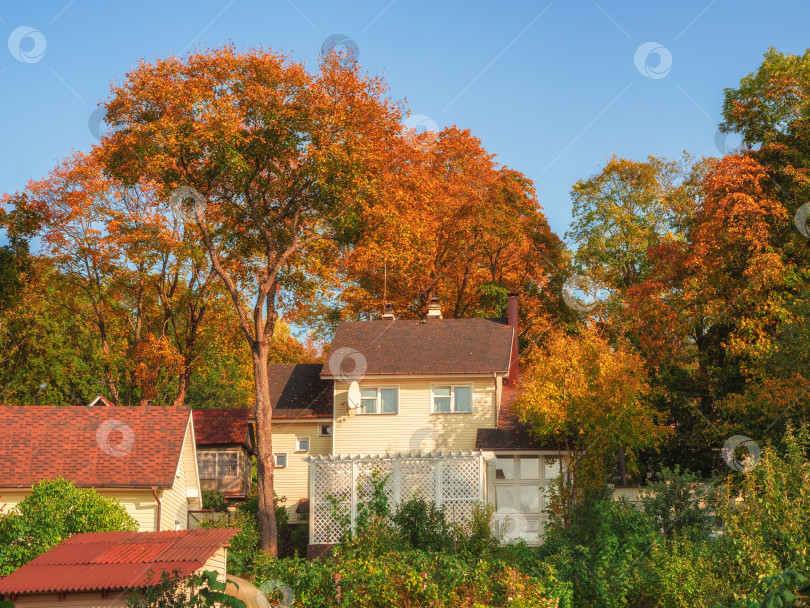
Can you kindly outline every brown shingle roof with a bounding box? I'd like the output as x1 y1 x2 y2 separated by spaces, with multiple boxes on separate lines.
0 529 237 594
268 363 333 418
475 385 564 451
322 318 515 378
193 408 253 450
0 406 191 489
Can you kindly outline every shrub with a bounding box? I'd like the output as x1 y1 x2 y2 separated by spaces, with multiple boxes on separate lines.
201 489 227 511
126 569 246 608
392 498 453 553
639 466 716 538
200 510 260 575
0 478 138 575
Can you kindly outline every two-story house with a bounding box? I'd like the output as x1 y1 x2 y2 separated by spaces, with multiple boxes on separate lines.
268 294 569 551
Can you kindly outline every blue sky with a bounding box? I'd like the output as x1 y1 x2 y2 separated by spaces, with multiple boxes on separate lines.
1 1 808 241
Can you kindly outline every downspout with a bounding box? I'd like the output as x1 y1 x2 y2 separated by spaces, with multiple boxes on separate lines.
152 486 162 531
492 372 503 426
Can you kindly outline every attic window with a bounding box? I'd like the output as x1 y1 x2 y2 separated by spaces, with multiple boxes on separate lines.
431 385 472 414
319 423 332 437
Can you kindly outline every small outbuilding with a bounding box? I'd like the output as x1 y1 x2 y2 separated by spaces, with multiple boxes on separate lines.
193 408 255 499
0 528 237 607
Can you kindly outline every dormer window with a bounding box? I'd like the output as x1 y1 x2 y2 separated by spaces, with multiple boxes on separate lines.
431 385 472 414
359 387 398 414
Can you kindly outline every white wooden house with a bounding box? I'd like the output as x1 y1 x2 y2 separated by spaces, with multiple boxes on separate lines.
266 294 569 553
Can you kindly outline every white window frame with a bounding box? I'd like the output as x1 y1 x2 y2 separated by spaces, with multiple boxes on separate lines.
430 384 474 414
319 423 332 437
295 436 310 453
274 452 288 468
197 449 240 479
356 385 399 415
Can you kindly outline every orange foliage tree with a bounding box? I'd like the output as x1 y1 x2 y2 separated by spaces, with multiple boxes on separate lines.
2 152 230 406
514 324 666 493
98 46 403 553
337 127 568 341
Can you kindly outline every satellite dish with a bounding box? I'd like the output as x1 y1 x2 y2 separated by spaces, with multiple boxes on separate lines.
347 381 361 409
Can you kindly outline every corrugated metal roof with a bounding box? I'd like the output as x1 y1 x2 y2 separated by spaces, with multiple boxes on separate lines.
0 529 237 595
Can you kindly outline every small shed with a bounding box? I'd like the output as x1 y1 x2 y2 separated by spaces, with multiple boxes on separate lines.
0 529 237 607
193 409 255 499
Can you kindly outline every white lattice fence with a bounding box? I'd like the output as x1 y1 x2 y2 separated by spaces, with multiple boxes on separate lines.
308 452 485 544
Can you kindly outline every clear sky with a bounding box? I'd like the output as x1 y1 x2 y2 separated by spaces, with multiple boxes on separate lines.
1 1 808 241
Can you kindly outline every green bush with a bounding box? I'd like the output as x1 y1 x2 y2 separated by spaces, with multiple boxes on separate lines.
0 478 138 575
201 489 227 511
251 548 567 608
126 569 246 608
391 497 453 553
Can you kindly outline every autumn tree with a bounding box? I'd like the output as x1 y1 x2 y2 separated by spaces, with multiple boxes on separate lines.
98 46 403 554
1 152 237 407
514 324 666 493
336 127 568 342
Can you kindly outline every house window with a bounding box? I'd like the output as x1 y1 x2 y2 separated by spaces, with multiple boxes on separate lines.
295 437 310 453
319 423 332 437
358 387 398 415
431 385 472 414
492 455 570 545
275 453 287 468
198 451 217 479
197 450 240 480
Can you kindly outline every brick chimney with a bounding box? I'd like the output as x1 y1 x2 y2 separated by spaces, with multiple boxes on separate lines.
426 296 443 319
507 292 519 385
381 302 396 320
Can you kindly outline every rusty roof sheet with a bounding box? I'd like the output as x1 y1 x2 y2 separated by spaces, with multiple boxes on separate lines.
0 529 237 594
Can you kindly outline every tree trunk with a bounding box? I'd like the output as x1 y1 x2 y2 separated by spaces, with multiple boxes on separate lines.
618 445 628 487
172 359 192 407
252 343 278 556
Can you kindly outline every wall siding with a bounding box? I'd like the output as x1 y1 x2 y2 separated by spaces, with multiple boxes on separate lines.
2 488 158 532
333 377 497 455
271 420 331 523
201 547 228 581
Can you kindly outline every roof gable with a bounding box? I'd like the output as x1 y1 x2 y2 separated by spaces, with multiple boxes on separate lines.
0 406 192 489
323 318 515 377
0 529 237 594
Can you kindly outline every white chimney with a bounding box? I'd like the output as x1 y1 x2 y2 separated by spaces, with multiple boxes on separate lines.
426 296 443 319
381 302 396 320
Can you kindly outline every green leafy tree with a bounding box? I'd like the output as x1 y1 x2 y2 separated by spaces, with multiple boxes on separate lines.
0 478 138 575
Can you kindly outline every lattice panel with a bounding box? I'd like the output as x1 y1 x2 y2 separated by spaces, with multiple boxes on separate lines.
440 458 480 501
311 461 352 503
442 499 475 529
309 454 483 546
399 459 437 502
312 502 349 544
356 461 394 502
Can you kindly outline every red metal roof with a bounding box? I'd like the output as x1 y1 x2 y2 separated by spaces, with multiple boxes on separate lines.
193 408 252 446
0 529 237 595
0 406 192 489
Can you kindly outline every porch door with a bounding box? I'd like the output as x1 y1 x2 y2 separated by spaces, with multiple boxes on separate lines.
493 454 567 544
